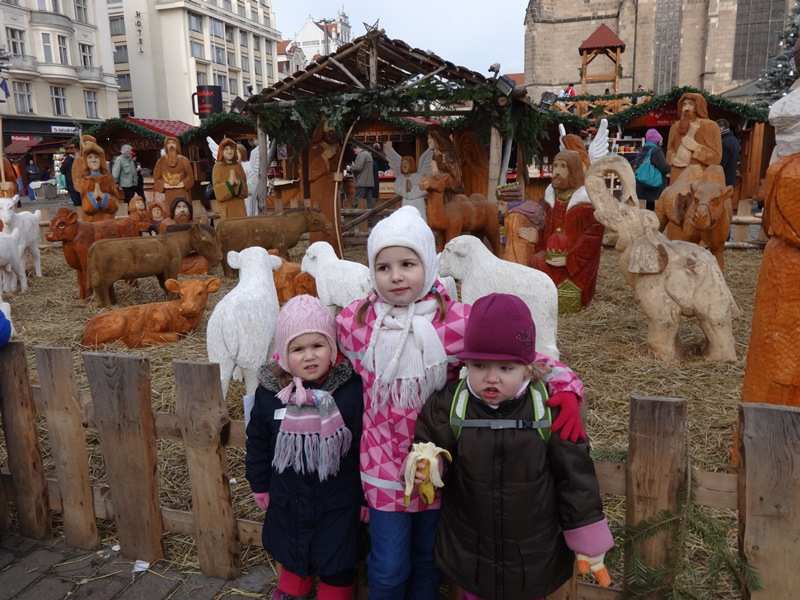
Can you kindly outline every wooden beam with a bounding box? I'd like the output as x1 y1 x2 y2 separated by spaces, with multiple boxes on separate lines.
328 56 366 89
394 65 447 92
488 127 503 199
341 195 403 232
369 40 378 87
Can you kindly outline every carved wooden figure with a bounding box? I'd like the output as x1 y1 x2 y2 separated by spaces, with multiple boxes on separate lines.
656 165 733 269
530 150 604 312
160 198 210 274
665 92 722 182
45 208 145 299
75 141 120 222
586 156 739 363
88 224 222 307
268 249 318 304
153 136 195 207
0 159 17 198
216 209 335 277
422 173 501 254
212 138 248 220
82 278 221 347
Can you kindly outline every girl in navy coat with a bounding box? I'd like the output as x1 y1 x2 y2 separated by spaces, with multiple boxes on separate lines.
246 294 363 600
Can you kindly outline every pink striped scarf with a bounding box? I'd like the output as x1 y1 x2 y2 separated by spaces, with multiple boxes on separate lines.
272 376 352 481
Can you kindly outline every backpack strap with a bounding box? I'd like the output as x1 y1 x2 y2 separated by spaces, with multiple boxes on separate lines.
449 379 552 441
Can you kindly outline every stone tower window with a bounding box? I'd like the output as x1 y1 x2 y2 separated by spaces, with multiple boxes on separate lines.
732 0 787 81
653 0 682 93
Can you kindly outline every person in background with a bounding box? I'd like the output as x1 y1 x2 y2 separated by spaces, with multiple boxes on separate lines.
560 83 577 98
132 150 145 199
25 157 40 184
112 144 139 203
349 144 374 211
717 118 741 188
604 88 611 95
372 142 387 203
62 143 81 207
633 128 670 211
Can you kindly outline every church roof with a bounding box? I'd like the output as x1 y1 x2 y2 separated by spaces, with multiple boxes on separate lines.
579 24 626 52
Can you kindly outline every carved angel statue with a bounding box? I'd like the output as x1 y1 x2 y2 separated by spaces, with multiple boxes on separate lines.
558 118 609 164
208 137 261 216
384 140 434 221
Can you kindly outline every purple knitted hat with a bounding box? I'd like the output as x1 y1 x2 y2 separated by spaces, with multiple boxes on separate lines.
274 294 338 371
458 293 536 364
645 128 663 145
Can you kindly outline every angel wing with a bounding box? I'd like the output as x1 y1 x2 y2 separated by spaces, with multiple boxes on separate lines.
417 147 434 177
588 119 609 163
206 136 219 159
558 124 567 152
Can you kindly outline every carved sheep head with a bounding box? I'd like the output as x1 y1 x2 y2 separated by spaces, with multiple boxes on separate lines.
227 246 282 274
439 235 485 280
305 209 335 236
301 241 337 276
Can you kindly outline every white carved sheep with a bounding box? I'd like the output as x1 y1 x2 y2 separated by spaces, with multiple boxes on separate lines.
439 235 560 360
0 229 27 293
301 241 372 312
436 253 458 300
207 247 282 424
0 197 42 278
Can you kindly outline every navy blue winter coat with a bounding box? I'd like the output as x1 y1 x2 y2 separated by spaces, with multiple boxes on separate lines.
245 359 363 578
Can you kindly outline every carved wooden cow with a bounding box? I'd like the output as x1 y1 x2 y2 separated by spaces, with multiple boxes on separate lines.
82 278 221 347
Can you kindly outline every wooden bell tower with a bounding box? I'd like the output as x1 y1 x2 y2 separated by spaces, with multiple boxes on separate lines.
578 24 626 94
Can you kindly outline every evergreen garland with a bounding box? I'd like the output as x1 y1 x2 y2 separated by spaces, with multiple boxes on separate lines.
81 118 165 144
757 0 800 105
179 112 256 146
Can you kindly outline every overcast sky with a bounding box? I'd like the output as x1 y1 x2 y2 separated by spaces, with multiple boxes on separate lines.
271 0 527 75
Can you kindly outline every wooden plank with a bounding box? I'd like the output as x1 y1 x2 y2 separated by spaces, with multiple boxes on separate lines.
693 468 737 511
83 352 163 562
0 467 9 530
488 127 503 200
34 346 98 550
625 395 687 596
328 56 366 89
0 342 50 539
739 403 800 599
595 460 626 496
174 361 240 579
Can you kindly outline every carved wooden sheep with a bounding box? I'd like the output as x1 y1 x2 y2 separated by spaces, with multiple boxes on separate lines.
0 197 41 278
207 247 282 424
0 229 27 293
439 235 560 360
45 208 145 299
82 278 221 347
88 224 222 307
301 241 371 312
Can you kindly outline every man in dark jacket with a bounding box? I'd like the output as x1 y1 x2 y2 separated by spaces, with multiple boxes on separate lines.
717 118 740 188
349 145 374 210
62 143 81 207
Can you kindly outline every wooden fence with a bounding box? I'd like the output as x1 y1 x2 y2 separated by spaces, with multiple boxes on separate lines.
1 341 799 599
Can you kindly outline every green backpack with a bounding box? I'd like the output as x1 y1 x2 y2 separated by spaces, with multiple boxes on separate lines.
449 379 552 442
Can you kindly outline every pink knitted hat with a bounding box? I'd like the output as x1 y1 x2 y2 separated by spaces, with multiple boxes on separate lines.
274 294 338 371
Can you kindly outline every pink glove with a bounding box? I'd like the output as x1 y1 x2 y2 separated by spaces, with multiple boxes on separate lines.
253 492 269 511
360 506 370 523
547 391 587 443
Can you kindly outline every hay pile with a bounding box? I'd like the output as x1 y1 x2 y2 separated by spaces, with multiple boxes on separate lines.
1 243 762 596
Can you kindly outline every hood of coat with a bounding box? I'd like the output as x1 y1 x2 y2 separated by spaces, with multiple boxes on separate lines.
258 358 354 394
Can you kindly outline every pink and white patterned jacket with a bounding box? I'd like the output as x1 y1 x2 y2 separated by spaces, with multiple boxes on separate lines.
336 283 584 513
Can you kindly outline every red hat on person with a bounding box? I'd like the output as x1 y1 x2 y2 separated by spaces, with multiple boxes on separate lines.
458 293 537 364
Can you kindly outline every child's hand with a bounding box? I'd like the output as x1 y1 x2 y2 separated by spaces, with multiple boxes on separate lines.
360 506 370 523
253 492 269 511
548 391 587 443
576 553 611 588
414 459 429 485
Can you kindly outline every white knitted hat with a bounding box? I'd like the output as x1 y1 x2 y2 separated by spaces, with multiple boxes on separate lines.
367 205 438 303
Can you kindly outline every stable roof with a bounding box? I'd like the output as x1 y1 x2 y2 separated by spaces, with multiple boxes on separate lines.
125 117 193 138
579 24 626 52
249 30 487 104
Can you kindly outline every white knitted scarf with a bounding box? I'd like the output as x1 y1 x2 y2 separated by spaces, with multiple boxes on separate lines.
363 298 448 409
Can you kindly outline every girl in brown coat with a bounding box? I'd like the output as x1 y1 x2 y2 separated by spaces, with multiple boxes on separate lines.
413 293 613 600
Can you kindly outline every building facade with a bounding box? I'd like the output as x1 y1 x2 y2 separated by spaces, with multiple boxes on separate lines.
524 0 791 99
107 0 281 123
292 10 350 63
276 39 305 78
0 0 118 145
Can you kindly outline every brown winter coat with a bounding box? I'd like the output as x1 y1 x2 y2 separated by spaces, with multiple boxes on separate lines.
415 381 605 600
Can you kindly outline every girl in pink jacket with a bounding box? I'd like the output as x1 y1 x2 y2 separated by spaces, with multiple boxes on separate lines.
336 206 585 600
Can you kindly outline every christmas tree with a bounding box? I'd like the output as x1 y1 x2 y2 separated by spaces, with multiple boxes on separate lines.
757 0 800 104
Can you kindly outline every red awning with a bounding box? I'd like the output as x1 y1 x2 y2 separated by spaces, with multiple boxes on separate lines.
125 117 193 137
5 136 42 155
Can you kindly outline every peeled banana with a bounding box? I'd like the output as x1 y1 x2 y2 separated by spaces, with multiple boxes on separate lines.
403 442 452 506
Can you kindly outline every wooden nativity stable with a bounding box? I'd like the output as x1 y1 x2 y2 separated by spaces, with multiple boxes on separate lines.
243 29 571 255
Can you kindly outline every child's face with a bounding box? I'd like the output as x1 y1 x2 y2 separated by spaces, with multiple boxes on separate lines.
466 360 529 406
287 332 332 382
374 246 426 306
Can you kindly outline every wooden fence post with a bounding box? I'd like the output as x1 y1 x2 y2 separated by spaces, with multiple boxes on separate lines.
0 466 10 530
739 403 800 599
174 360 240 578
83 352 163 562
0 341 50 538
625 395 687 594
35 346 99 549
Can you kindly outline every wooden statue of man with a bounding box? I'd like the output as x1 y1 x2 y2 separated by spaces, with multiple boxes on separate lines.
530 150 604 312
153 136 195 207
665 92 722 182
212 137 247 219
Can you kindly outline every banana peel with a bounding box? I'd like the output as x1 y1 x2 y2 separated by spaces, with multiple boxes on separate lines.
403 442 452 506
